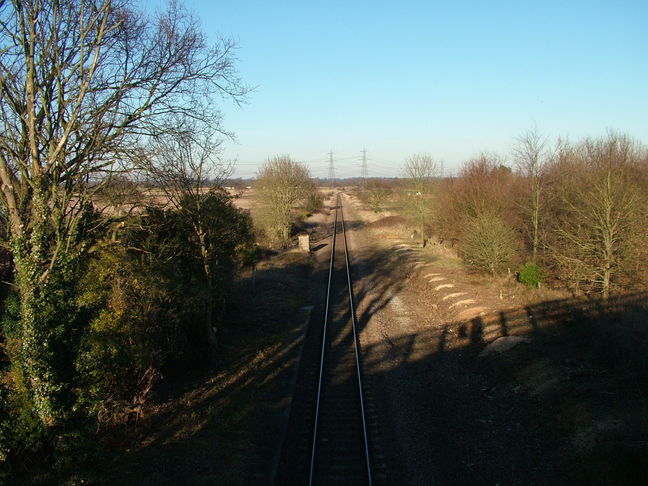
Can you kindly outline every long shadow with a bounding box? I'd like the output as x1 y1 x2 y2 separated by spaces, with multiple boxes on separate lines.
274 200 384 485
98 253 327 485
99 203 648 486
337 207 648 485
348 231 648 486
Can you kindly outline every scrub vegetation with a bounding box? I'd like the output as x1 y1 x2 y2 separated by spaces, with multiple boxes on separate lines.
391 130 648 297
0 0 257 481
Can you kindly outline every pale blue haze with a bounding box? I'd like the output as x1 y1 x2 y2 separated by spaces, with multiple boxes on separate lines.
141 1 648 178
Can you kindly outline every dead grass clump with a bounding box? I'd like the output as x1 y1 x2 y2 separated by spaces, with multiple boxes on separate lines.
367 215 406 228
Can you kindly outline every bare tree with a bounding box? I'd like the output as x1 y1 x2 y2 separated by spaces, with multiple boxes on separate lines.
365 179 392 213
461 211 519 275
144 123 233 346
93 175 144 217
146 124 231 208
403 153 439 247
0 0 248 427
513 127 549 262
549 134 645 299
255 156 313 245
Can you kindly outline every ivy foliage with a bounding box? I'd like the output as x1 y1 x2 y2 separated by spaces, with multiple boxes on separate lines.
0 191 254 478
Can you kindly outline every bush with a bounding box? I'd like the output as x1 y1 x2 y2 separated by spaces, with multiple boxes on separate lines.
304 191 323 214
72 193 254 424
461 212 519 275
518 262 546 288
255 156 314 245
74 244 180 423
364 180 392 213
0 380 49 475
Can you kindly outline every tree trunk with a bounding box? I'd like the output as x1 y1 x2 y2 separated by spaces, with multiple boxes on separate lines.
15 279 60 426
198 229 217 346
10 185 70 427
600 170 615 300
282 223 290 243
601 267 611 301
205 277 217 346
531 183 541 262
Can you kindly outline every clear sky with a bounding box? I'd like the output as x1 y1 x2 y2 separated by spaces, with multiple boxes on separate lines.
142 0 648 178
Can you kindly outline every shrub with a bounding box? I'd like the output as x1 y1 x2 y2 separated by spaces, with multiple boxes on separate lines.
518 262 546 288
74 244 179 422
364 180 392 213
255 156 314 245
461 212 519 275
304 191 323 214
0 378 49 474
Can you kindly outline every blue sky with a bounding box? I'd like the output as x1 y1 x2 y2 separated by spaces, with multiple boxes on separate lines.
143 1 648 178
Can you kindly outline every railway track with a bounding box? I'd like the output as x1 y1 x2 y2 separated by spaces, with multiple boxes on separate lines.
275 194 374 486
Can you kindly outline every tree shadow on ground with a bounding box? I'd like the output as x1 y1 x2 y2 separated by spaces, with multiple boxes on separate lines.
354 259 648 486
97 251 320 486
342 207 648 485
97 208 648 486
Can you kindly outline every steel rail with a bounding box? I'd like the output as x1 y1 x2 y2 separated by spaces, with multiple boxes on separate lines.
308 193 372 486
341 202 373 486
308 195 338 486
